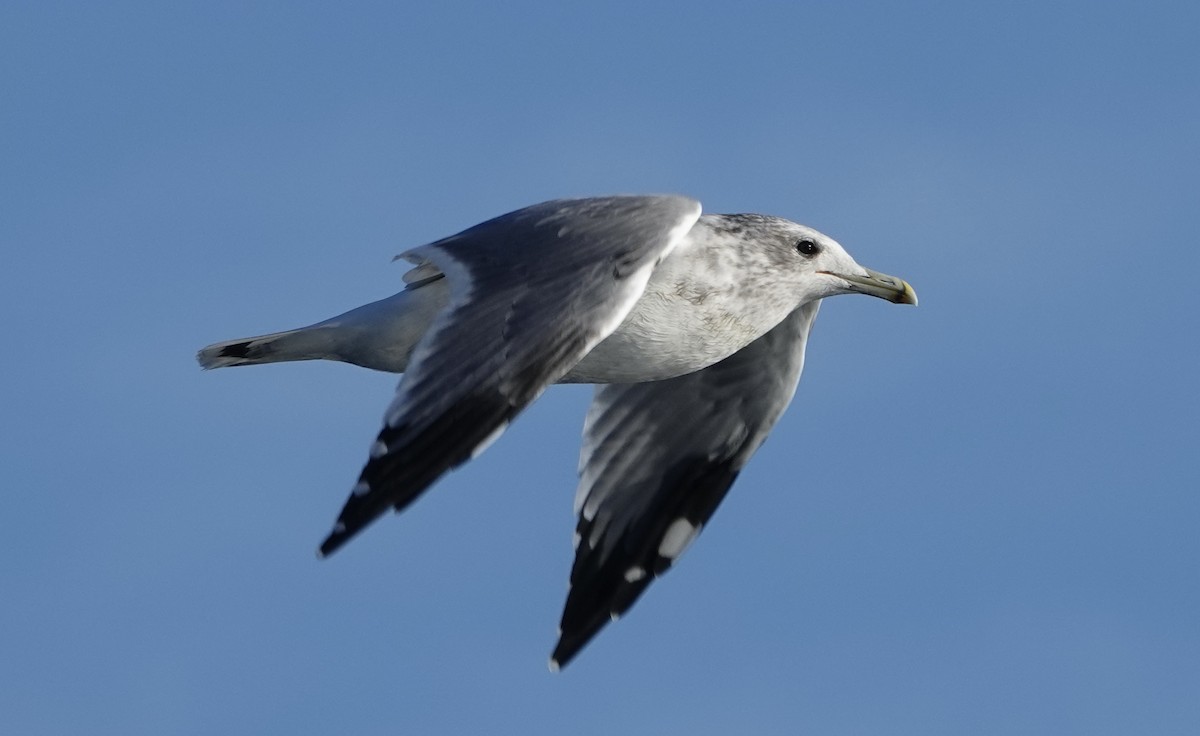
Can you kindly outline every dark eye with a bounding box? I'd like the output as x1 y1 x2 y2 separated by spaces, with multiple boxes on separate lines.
796 238 821 256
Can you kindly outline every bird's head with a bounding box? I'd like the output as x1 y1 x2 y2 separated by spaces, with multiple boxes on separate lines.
721 215 918 308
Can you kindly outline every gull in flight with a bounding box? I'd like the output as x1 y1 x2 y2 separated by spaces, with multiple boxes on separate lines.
197 195 917 669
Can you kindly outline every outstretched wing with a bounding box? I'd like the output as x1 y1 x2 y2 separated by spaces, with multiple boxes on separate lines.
319 196 702 557
551 301 822 669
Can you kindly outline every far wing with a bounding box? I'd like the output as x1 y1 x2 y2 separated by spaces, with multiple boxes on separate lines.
551 301 822 669
319 196 702 557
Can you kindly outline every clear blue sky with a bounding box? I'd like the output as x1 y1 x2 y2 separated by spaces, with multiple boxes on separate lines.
2 2 1197 734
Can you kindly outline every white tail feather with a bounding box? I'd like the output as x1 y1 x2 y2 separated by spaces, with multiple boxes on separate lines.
196 327 331 369
196 280 450 374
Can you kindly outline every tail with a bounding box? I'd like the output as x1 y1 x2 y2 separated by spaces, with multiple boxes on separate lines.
198 285 447 373
197 326 335 369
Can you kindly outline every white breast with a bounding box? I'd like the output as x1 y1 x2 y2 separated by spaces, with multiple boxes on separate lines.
563 229 792 384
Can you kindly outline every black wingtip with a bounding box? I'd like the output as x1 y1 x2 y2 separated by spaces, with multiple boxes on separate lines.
549 640 580 671
550 614 613 671
318 523 351 558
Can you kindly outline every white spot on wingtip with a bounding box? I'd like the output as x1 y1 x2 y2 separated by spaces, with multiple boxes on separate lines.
351 480 370 497
582 499 599 522
548 658 561 673
470 421 509 460
609 611 621 622
657 518 701 559
369 440 388 459
623 566 646 582
572 531 582 550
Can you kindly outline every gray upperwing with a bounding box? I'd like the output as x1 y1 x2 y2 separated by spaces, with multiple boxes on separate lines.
552 300 822 669
319 195 703 557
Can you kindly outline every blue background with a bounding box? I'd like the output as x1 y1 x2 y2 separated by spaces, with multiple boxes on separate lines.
2 2 1197 733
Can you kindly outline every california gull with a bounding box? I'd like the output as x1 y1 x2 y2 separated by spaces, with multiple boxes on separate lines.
197 195 917 669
